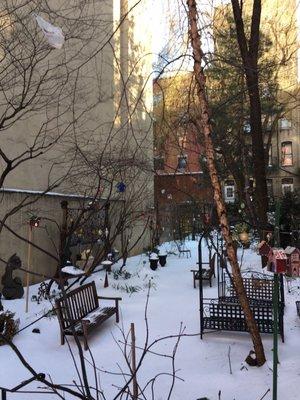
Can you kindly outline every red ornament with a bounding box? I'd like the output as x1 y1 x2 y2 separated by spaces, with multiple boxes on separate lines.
29 217 41 227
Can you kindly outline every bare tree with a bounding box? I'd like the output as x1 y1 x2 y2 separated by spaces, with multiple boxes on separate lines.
0 285 188 399
186 0 266 366
0 0 154 282
229 0 268 232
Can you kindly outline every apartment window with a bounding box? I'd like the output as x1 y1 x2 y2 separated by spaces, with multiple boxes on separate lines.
282 178 294 194
267 179 273 197
243 122 251 133
281 141 293 166
178 135 187 150
266 120 272 132
177 155 187 171
279 118 292 130
265 145 272 166
262 113 273 131
268 147 272 166
154 156 164 171
224 180 235 203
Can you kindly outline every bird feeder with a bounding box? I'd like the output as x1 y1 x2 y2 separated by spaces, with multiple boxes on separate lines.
284 246 300 277
267 248 287 274
258 241 272 257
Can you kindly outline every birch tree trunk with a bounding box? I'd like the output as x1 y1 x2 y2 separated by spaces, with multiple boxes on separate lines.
186 0 266 366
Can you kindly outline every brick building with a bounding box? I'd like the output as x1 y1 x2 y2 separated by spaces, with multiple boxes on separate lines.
153 75 213 240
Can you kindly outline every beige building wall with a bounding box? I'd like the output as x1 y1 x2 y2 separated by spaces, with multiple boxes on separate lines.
0 0 154 284
260 0 300 196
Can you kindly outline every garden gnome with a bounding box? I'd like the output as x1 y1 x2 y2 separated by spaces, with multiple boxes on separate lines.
1 254 24 299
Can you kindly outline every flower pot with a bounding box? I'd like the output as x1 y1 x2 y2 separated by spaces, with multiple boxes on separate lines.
158 254 167 266
149 259 158 270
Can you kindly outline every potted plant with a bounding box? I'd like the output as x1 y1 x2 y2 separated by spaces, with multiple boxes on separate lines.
158 250 167 266
149 252 159 270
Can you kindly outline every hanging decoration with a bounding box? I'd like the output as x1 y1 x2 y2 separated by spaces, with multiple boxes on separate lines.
116 182 126 193
68 207 106 246
34 14 65 49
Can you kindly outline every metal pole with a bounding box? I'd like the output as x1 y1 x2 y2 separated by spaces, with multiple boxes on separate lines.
217 231 220 298
25 225 33 313
198 233 204 339
130 323 138 400
1 389 7 400
273 272 279 400
273 200 281 400
279 270 285 308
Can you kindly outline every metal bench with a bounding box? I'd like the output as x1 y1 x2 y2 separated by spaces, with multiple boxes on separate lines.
178 248 191 258
191 253 216 288
55 281 121 350
202 298 284 341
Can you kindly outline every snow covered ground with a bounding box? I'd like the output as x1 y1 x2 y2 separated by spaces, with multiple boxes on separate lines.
1 239 300 400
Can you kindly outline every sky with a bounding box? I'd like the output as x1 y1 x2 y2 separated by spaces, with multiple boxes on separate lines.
151 0 300 81
151 0 230 71
151 0 229 61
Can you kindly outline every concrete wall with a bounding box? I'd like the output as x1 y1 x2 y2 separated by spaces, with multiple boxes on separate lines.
0 190 151 288
0 191 74 286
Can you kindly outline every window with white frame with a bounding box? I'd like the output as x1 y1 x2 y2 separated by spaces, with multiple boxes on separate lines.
243 122 251 133
282 178 294 194
268 146 272 166
281 141 293 166
154 156 164 171
177 154 187 171
279 118 292 130
264 145 272 166
224 180 235 203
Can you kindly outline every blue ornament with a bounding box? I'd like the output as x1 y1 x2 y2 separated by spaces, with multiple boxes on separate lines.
116 182 126 193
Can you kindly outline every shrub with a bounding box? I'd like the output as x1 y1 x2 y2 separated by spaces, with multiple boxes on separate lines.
0 311 20 345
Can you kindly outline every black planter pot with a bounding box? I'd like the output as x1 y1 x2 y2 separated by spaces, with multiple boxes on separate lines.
149 259 158 270
158 255 167 266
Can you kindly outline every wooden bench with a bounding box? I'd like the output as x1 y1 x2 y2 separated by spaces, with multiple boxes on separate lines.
191 253 216 288
55 281 121 350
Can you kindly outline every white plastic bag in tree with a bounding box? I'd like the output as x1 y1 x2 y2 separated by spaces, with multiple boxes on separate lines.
35 15 64 49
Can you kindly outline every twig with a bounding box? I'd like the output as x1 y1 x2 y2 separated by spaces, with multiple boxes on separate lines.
258 388 270 400
228 345 233 375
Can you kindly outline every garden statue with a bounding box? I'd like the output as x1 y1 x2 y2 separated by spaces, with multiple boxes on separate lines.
1 254 24 300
